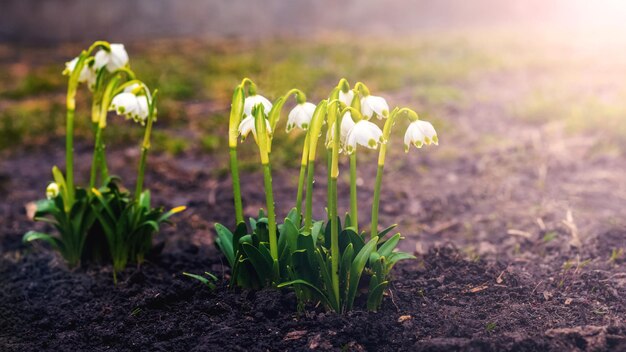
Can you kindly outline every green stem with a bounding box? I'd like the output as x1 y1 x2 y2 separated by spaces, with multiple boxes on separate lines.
229 147 244 224
295 132 310 223
329 102 341 310
370 108 399 239
304 159 315 231
89 124 104 189
349 153 358 232
295 163 306 224
135 90 158 200
370 164 384 239
65 106 75 205
262 164 278 260
326 149 332 212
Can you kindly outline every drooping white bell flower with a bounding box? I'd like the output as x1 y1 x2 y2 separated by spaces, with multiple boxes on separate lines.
136 95 150 123
46 182 59 199
94 44 129 72
339 90 354 106
110 92 150 125
340 112 356 145
238 115 272 141
243 95 273 117
361 95 389 119
404 120 438 152
286 102 317 132
344 120 384 154
325 112 356 148
63 57 97 89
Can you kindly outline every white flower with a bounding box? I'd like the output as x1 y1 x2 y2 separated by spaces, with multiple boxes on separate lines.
46 182 59 199
404 120 438 152
325 112 355 148
238 115 272 141
344 120 384 154
340 112 355 144
110 92 149 124
339 90 354 106
63 57 97 89
243 95 273 117
94 44 129 72
286 102 316 132
361 95 389 119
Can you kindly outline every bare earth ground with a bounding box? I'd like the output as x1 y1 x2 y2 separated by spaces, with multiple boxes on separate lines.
1 35 626 350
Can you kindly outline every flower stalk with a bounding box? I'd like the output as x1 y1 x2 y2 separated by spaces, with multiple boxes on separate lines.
304 100 328 231
254 105 278 262
228 84 245 224
135 90 158 200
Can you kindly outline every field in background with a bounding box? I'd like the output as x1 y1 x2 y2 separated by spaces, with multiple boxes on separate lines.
2 30 626 156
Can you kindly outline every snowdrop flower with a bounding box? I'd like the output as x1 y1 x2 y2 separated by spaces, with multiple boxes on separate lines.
94 44 129 72
238 115 272 141
243 95 273 117
286 102 317 132
404 120 438 152
361 95 389 120
110 92 149 124
344 120 384 154
63 57 97 89
46 182 59 199
339 89 354 106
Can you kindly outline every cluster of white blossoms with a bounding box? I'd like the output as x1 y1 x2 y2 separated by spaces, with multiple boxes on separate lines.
238 83 438 155
63 44 130 91
109 83 151 125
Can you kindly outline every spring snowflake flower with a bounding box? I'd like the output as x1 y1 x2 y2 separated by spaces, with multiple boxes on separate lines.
46 182 59 199
325 112 355 148
63 57 96 89
238 115 272 141
404 120 438 152
344 120 384 154
286 102 317 132
243 95 273 117
361 95 389 120
94 44 129 72
339 89 354 106
110 92 149 125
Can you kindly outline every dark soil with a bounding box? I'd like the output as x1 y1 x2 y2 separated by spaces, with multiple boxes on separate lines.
2 140 626 352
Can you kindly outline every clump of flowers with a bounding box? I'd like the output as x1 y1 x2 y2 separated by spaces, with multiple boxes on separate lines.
205 78 438 312
24 41 184 283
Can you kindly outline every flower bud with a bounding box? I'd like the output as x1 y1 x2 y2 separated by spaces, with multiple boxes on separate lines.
46 182 60 199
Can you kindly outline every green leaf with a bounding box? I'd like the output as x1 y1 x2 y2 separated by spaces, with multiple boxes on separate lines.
139 190 151 209
367 281 389 311
23 231 59 248
378 224 398 239
241 243 273 285
278 279 335 311
339 243 354 303
232 221 247 261
347 236 379 310
183 272 217 290
378 233 401 257
215 223 235 267
311 221 324 243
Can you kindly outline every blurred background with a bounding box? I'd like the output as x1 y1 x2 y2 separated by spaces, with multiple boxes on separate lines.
1 0 626 256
